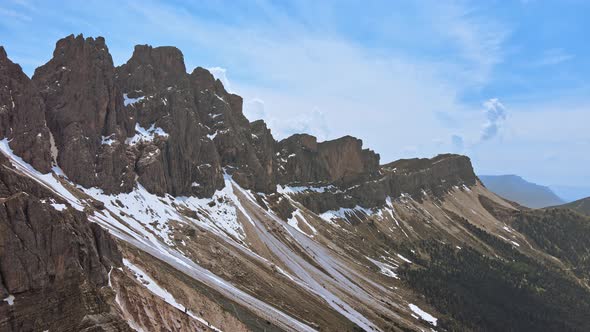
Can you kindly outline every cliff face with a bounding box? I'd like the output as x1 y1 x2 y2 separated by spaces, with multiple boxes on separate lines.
0 47 52 173
115 45 224 197
283 153 477 214
32 35 135 193
276 134 380 187
382 153 478 197
0 153 128 332
3 34 477 204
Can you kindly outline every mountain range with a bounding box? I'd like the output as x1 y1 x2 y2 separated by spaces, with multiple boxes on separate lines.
479 174 565 208
1 34 590 332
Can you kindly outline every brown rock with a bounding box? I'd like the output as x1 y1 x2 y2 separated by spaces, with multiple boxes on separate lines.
0 153 130 331
0 46 52 173
276 134 380 187
189 67 276 193
288 154 477 214
32 34 135 193
116 45 224 197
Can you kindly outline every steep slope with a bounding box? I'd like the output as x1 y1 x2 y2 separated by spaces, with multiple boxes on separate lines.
0 46 52 173
479 174 564 208
0 149 129 332
2 35 590 332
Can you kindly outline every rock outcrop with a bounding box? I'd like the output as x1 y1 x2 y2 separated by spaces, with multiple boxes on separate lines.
0 46 52 173
32 34 135 193
0 153 129 332
189 67 275 193
1 35 478 211
276 134 379 187
289 154 477 214
116 45 224 197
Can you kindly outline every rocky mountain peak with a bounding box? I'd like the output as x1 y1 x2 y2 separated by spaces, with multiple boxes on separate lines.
0 46 8 61
0 47 52 173
32 34 134 193
2 34 477 202
49 34 111 64
117 44 187 95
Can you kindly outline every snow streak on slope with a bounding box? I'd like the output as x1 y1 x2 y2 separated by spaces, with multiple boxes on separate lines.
1 141 442 331
0 139 84 211
408 304 437 326
123 258 222 331
233 186 409 331
0 141 315 332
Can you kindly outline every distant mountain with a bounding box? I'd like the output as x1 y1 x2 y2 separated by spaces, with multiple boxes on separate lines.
550 197 590 216
479 175 564 208
550 185 590 203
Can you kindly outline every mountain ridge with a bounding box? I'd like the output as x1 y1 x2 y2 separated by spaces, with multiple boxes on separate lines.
2 34 590 332
549 196 590 216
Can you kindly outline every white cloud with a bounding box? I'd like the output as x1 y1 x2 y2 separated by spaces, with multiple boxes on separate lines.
208 66 232 92
124 0 510 162
243 98 265 121
481 98 507 141
429 2 509 85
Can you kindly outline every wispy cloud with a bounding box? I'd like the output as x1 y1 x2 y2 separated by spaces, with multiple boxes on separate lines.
429 2 510 85
531 48 574 67
122 0 511 160
0 7 31 21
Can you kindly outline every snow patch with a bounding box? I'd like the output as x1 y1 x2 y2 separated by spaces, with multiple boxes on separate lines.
0 139 84 211
366 256 399 279
319 206 373 224
126 124 169 145
397 254 413 264
277 185 336 194
3 294 15 306
207 131 218 140
50 203 67 211
287 209 317 237
101 134 116 146
409 303 437 326
123 93 145 106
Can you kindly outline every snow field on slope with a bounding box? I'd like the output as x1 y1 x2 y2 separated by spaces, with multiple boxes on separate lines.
0 142 315 332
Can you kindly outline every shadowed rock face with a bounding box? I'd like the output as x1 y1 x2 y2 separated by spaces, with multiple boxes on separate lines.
382 153 478 197
0 47 52 173
116 45 224 197
3 34 472 203
0 153 129 332
290 154 478 214
189 67 276 193
276 134 380 187
32 34 135 193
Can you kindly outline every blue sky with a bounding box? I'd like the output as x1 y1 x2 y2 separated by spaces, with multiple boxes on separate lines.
1 0 589 190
